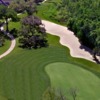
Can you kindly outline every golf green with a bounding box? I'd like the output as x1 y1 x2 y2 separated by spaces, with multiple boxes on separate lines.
45 62 100 100
0 95 7 100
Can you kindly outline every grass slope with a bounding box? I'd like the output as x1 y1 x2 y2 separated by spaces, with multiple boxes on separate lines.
37 0 61 24
46 62 100 100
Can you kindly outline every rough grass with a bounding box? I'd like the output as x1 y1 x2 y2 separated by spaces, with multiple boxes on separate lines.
36 0 61 24
46 62 100 100
0 11 100 100
0 40 10 55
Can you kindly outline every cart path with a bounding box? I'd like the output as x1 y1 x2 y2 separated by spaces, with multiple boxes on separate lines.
0 26 16 59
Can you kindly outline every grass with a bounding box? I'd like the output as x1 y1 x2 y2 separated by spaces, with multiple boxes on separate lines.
0 40 11 55
8 21 21 30
36 0 63 25
0 95 7 100
46 62 100 100
0 11 100 100
0 34 99 100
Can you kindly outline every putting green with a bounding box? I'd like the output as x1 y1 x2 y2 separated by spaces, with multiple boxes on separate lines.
45 62 100 100
0 95 7 100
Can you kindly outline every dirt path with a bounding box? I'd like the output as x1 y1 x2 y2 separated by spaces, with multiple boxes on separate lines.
0 39 16 59
42 20 95 62
0 25 16 59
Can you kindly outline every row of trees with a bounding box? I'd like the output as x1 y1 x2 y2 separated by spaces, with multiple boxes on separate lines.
0 0 48 49
56 0 100 59
9 0 44 13
17 0 48 49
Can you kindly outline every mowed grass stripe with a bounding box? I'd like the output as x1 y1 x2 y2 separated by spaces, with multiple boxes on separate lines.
0 47 68 100
0 34 100 100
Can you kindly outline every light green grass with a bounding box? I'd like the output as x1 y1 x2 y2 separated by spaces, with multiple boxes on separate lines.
0 95 7 100
46 62 100 100
0 40 11 55
8 21 20 30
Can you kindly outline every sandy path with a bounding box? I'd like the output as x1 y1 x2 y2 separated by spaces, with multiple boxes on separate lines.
0 39 16 59
42 20 95 62
0 20 97 62
0 25 16 59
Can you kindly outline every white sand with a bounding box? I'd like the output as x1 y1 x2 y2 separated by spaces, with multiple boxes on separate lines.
42 20 95 62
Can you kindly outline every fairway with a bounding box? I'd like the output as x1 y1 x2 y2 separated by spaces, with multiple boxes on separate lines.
0 35 70 100
0 0 100 99
46 62 100 100
0 34 99 100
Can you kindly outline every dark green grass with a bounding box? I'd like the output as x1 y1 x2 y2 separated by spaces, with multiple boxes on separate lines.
36 0 63 25
0 40 10 55
0 34 100 100
46 62 100 100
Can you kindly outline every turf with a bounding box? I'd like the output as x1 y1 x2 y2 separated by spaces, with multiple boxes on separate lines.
45 62 100 100
0 13 100 100
0 40 11 55
0 34 99 100
36 0 62 24
0 95 7 100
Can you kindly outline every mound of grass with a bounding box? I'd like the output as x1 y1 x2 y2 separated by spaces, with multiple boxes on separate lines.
46 62 100 100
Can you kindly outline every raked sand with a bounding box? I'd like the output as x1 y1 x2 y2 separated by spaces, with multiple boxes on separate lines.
42 20 95 62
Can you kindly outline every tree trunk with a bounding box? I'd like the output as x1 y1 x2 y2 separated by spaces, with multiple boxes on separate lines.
5 17 9 32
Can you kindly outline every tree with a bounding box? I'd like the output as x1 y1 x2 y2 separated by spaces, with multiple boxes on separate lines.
56 0 100 60
0 5 18 32
19 15 48 49
69 87 78 100
18 0 48 49
9 0 44 13
25 0 37 15
43 87 67 100
90 29 100 61
43 87 79 100
9 0 26 13
0 31 5 47
25 0 44 4
34 0 44 4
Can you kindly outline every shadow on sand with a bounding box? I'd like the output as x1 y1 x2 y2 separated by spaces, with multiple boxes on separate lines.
80 45 100 64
